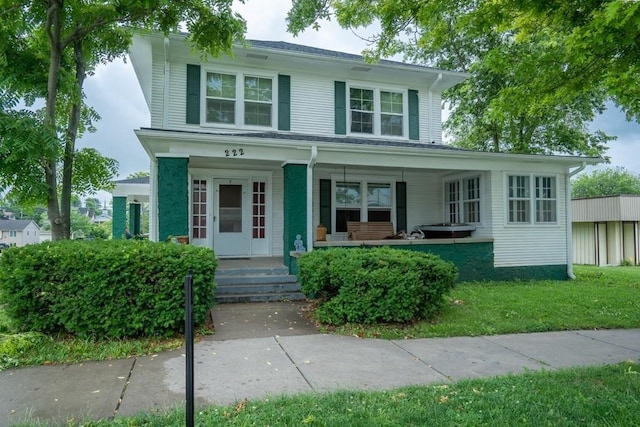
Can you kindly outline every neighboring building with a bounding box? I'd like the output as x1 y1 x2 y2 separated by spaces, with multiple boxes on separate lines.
111 177 150 239
39 230 52 243
573 195 640 266
0 220 40 247
118 32 601 281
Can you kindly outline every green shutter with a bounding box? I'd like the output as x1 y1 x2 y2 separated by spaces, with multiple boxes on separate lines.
186 64 201 124
278 74 291 131
334 81 346 135
396 181 407 232
408 89 419 140
319 179 332 234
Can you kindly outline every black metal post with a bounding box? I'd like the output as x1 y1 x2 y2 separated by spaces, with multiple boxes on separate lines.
185 272 194 427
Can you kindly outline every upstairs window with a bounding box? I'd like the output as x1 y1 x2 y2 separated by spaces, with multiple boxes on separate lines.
380 91 404 137
348 86 406 137
205 71 273 128
350 88 374 134
244 76 272 126
206 72 236 124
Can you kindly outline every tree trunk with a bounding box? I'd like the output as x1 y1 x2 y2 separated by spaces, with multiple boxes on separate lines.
45 0 64 240
60 40 87 240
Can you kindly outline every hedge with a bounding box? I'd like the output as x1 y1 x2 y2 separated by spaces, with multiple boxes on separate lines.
298 247 457 325
0 240 216 338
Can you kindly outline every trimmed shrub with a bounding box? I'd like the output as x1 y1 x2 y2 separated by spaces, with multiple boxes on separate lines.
299 247 457 325
0 240 216 338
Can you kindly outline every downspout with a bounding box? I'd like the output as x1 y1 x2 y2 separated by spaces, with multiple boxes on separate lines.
307 146 318 252
162 37 170 128
428 73 442 143
566 162 587 278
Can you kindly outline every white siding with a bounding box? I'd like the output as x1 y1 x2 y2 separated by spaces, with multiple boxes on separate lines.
491 171 569 267
167 59 187 130
290 74 334 135
150 56 165 128
271 169 284 256
148 53 445 144
573 222 596 264
405 170 442 229
419 91 442 144
22 223 40 245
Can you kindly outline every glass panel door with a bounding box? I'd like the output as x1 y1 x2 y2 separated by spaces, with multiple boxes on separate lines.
219 185 242 232
214 179 250 256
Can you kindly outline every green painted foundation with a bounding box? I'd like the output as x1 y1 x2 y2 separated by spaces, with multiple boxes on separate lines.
157 157 189 242
283 164 307 271
310 241 569 282
112 196 127 240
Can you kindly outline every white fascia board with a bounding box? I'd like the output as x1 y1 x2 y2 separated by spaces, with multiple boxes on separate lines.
129 35 154 110
133 128 602 171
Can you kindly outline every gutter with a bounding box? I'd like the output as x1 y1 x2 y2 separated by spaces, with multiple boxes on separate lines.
307 146 318 252
566 161 587 279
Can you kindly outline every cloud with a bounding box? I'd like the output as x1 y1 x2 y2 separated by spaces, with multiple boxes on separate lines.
590 102 640 175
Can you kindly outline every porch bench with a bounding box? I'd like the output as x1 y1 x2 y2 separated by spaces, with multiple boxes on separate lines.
347 221 396 240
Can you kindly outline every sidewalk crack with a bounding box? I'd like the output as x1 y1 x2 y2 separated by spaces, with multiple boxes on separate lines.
274 336 314 391
390 341 452 382
113 358 137 419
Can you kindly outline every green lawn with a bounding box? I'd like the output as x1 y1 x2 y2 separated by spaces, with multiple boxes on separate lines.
327 265 640 339
1 265 639 369
15 361 639 426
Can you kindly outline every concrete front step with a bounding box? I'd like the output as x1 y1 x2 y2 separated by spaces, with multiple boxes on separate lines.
215 274 298 286
215 266 289 277
215 291 307 303
216 282 302 295
214 266 304 303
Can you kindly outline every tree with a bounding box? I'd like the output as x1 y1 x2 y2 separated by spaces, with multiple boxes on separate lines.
572 167 640 199
287 0 638 156
1 0 246 240
84 197 102 217
127 171 150 179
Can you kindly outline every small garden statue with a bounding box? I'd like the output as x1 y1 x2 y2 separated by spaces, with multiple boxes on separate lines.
294 234 306 252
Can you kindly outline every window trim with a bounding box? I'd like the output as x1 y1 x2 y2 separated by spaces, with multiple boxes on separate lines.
330 174 397 235
201 67 278 129
506 173 559 225
443 174 483 225
346 82 408 139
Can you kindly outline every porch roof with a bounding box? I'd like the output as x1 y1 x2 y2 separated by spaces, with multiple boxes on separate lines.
136 127 603 170
112 177 150 203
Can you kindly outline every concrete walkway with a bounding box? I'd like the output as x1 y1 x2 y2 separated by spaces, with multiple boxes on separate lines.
1 305 639 426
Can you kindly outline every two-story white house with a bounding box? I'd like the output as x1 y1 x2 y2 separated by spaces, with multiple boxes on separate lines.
121 32 600 281
0 220 40 247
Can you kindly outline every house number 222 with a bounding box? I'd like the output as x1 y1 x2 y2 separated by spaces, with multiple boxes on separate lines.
225 149 245 157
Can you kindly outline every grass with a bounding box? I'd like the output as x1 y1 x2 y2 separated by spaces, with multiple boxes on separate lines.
325 265 640 339
14 360 640 426
1 265 638 370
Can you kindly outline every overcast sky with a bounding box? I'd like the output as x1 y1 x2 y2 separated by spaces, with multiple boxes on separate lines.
78 0 640 202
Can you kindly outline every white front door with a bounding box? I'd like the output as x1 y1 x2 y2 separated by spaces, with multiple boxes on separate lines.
214 179 251 256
